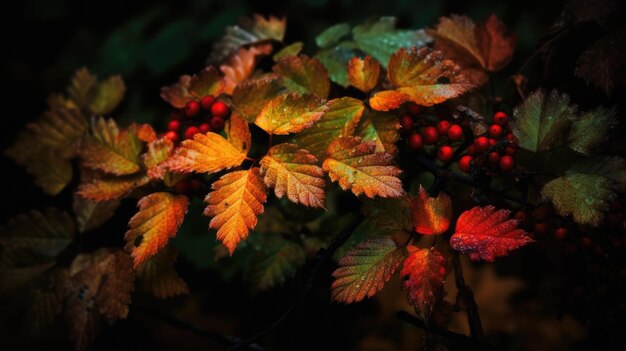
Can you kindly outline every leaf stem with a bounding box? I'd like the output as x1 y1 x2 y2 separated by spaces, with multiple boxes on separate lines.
452 252 484 340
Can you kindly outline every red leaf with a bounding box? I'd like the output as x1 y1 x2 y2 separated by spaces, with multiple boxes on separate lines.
411 186 452 235
400 246 448 320
450 205 534 262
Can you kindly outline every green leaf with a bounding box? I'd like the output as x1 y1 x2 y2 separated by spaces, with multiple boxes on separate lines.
568 106 617 155
89 75 126 115
314 41 360 87
355 109 400 155
250 235 305 291
273 55 330 99
273 42 303 61
331 237 406 303
572 156 626 191
541 172 615 226
362 196 412 232
352 17 431 66
232 74 284 122
316 23 351 48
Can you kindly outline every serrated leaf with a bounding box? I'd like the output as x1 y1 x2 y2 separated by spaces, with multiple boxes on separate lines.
353 17 431 66
411 186 452 235
22 288 62 336
89 75 126 115
571 156 626 191
575 33 626 96
475 14 517 72
232 74 284 122
136 246 188 298
332 237 405 303
255 93 329 135
204 168 267 254
315 41 360 87
76 174 149 201
400 246 447 320
124 192 189 267
450 205 533 261
355 109 400 155
220 44 273 95
250 235 305 291
291 97 364 160
27 150 73 196
160 66 225 109
322 136 404 198
348 56 381 93
165 131 248 174
68 68 97 108
80 117 143 175
260 143 326 208
370 47 473 111
362 196 412 232
132 123 157 143
568 106 617 155
316 23 351 48
541 172 614 226
72 196 120 233
143 137 174 180
27 107 86 157
273 42 303 61
273 55 330 98
224 113 252 154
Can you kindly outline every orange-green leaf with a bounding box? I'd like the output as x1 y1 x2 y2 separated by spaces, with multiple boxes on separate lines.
362 196 412 232
27 107 86 158
429 15 484 67
400 246 448 320
124 193 189 267
136 246 188 299
232 74 284 122
160 67 225 109
224 113 252 154
76 174 149 201
80 117 143 176
67 68 97 108
255 93 329 135
260 143 326 208
273 55 330 98
450 205 534 262
322 136 404 198
72 196 120 233
355 109 400 155
165 131 247 174
220 44 273 94
291 97 365 160
411 186 452 235
331 237 406 303
250 234 306 291
143 137 174 180
347 56 381 93
89 75 126 115
203 168 267 254
25 150 73 196
370 47 473 111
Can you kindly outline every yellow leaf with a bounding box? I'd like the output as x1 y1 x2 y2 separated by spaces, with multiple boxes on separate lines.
89 75 126 115
232 74 284 122
322 136 404 198
76 174 149 201
143 137 174 180
124 193 189 267
273 55 330 98
347 55 381 93
165 131 248 174
355 109 400 155
204 168 267 254
220 44 273 94
224 113 252 154
255 93 329 135
260 143 326 208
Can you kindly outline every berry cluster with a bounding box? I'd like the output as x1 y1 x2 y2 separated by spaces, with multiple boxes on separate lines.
163 95 231 143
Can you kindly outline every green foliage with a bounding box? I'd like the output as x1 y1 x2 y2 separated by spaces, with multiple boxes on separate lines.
250 234 306 291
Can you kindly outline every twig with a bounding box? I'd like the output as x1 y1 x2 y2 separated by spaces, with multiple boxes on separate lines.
228 215 364 350
452 252 484 340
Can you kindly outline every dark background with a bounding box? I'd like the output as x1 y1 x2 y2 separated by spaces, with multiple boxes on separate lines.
2 0 625 350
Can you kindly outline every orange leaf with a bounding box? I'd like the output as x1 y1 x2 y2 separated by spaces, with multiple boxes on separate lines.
369 47 473 111
254 93 329 135
124 192 189 267
132 123 157 143
143 137 174 180
273 55 330 98
232 74 284 122
411 186 452 235
260 143 326 208
160 66 225 108
224 113 252 154
203 168 267 254
76 174 149 201
165 132 247 174
136 246 189 299
220 44 273 94
322 136 404 198
428 15 484 67
400 246 448 320
347 55 381 93
450 205 534 262
475 14 517 72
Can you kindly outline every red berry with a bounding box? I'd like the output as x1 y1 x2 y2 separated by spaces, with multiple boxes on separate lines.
504 133 516 143
167 120 181 132
408 133 423 150
184 126 200 139
400 115 414 133
514 210 528 225
422 126 439 144
554 227 568 240
488 124 503 138
407 103 424 115
199 123 212 133
474 136 489 153
580 237 593 248
174 180 190 194
488 138 497 146
504 146 517 155
437 145 454 161
459 155 473 173
533 222 549 235
499 155 515 171
487 151 500 164
447 124 463 141
211 101 230 118
493 111 508 125
184 100 200 117
466 145 476 156
200 95 216 110
210 116 225 131
437 120 451 135
164 131 179 143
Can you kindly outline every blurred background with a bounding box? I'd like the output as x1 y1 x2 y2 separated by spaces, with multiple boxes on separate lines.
2 0 624 350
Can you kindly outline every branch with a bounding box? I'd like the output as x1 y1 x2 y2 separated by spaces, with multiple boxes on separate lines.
228 215 364 351
452 252 484 340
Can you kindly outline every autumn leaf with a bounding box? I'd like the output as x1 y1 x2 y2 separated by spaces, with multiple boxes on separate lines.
67 68 126 115
572 156 626 192
143 137 174 180
331 237 406 303
204 168 267 254
250 234 306 291
273 55 330 98
322 136 404 198
224 113 252 154
400 246 448 320
475 14 517 72
76 174 150 201
80 117 143 175
255 93 329 135
315 41 360 87
232 74 284 122
450 206 533 262
362 196 412 232
567 106 617 155
221 44 273 94
72 196 120 233
260 143 326 208
347 55 381 93
67 68 97 108
132 123 157 143
369 47 473 111
355 109 400 155
575 33 626 96
160 66 225 108
273 42 303 61
411 186 452 235
136 246 188 298
291 97 364 160
6 142 74 195
124 192 189 267
165 131 248 174
27 107 86 158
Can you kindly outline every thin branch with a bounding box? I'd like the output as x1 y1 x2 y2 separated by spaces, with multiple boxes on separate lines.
452 252 484 340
